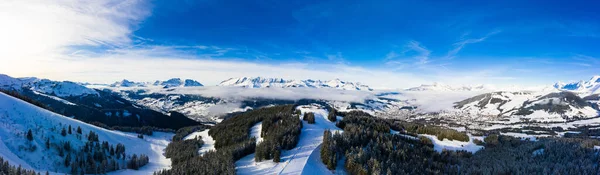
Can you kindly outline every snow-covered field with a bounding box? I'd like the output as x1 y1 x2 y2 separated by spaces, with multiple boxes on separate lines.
184 129 215 155
420 134 483 153
0 92 172 174
235 105 343 175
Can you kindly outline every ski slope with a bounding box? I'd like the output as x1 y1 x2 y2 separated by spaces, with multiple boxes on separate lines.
235 105 343 175
183 129 215 155
0 92 173 174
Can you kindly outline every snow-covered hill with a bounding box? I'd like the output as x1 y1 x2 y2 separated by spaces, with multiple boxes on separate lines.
454 91 536 116
555 75 600 95
0 74 98 97
219 77 373 91
454 91 599 123
0 92 172 174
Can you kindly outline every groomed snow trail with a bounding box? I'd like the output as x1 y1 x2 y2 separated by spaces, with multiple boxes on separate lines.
235 105 343 175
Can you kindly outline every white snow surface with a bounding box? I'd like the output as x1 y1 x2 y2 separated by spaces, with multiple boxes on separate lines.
0 92 172 174
31 90 77 106
250 122 264 144
235 104 343 175
184 129 215 155
420 134 483 153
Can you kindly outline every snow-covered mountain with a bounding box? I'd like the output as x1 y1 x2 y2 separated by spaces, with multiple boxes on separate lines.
454 91 599 122
406 83 495 92
0 91 172 174
111 79 149 87
154 78 204 88
0 74 98 97
219 77 373 91
110 78 204 88
555 75 600 95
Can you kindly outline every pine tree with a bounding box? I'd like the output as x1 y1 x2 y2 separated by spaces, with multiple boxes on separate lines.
273 148 281 163
61 127 67 137
45 138 50 149
77 126 82 134
68 125 72 135
328 107 337 122
64 154 71 167
26 129 33 141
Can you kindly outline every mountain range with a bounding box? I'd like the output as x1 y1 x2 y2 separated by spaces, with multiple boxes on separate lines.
218 77 373 91
1 73 600 174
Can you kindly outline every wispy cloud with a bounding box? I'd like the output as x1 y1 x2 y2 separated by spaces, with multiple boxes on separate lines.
385 40 431 67
445 30 501 59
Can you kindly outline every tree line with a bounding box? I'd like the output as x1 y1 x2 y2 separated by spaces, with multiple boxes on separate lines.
321 110 600 174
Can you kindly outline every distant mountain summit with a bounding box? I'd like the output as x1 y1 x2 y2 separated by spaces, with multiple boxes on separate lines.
154 78 204 88
110 79 148 87
555 75 600 94
219 77 373 91
406 82 494 92
110 78 204 88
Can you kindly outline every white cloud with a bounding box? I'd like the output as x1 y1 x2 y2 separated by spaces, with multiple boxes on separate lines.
0 1 550 90
0 0 149 76
31 46 428 89
159 86 376 103
405 40 431 65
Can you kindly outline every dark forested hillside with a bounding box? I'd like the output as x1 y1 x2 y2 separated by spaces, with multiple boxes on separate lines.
322 110 600 174
1 89 199 132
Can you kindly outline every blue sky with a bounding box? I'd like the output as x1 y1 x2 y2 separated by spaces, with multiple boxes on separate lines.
1 0 600 88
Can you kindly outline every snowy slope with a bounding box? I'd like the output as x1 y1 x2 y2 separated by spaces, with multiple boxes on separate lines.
183 129 215 155
420 134 483 153
27 79 99 97
235 104 343 175
555 75 600 95
454 91 537 116
0 92 172 174
219 77 373 91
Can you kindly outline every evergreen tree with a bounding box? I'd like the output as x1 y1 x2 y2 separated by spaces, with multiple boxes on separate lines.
45 138 50 149
77 126 82 134
68 125 72 135
64 154 71 167
327 107 337 122
61 127 67 137
273 148 281 163
26 129 33 141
